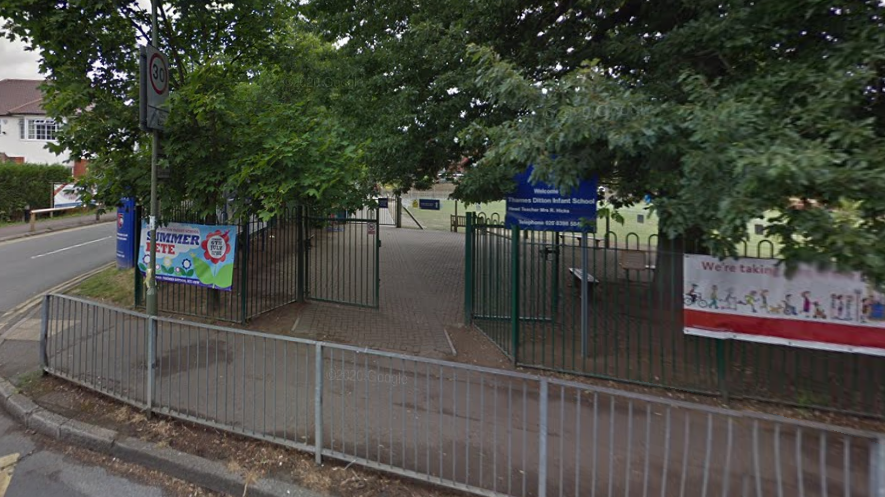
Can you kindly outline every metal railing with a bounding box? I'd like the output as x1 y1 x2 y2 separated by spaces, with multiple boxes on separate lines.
465 214 885 418
41 294 884 497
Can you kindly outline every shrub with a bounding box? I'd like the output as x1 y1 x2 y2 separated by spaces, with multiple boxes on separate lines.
0 162 72 221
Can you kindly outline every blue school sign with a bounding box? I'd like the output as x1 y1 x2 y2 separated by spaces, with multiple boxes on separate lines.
505 167 597 232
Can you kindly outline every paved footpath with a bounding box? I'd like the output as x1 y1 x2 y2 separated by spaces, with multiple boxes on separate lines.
281 227 462 356
0 212 115 243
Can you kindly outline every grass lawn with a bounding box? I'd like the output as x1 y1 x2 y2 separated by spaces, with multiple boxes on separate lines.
66 266 135 307
406 197 781 255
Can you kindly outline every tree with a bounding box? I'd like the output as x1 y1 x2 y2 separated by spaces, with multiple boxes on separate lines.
0 1 368 220
310 0 885 283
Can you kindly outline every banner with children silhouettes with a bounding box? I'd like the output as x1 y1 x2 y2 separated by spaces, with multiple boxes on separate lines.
684 254 885 355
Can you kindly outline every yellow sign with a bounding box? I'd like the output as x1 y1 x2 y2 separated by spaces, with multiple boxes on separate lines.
412 200 418 208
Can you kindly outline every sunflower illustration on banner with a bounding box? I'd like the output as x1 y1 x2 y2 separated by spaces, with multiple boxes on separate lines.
137 222 238 291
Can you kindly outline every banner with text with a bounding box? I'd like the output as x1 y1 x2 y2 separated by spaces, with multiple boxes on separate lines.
137 222 238 291
505 166 597 232
684 254 885 354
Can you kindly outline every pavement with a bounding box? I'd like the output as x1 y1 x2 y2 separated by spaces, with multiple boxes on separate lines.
0 216 324 496
260 226 460 357
0 212 116 244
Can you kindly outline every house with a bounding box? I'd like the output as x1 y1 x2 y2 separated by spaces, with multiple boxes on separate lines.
0 79 87 177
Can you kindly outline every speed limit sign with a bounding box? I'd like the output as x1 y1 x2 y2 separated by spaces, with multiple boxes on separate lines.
149 52 168 95
139 44 169 131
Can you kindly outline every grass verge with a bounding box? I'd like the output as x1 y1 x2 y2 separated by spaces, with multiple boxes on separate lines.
66 266 134 308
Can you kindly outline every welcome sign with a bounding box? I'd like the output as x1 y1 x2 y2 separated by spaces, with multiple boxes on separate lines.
137 222 238 291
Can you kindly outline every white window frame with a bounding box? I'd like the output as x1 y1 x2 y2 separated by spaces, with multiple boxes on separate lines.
21 118 60 141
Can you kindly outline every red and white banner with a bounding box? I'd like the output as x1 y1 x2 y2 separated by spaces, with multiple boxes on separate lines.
683 255 885 355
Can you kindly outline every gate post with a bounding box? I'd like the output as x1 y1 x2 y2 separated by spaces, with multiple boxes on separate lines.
464 213 474 326
511 224 520 364
296 206 306 301
239 219 250 323
374 208 381 308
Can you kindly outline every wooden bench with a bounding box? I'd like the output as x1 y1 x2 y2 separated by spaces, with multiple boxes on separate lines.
568 268 600 296
450 214 468 232
560 233 603 248
618 249 656 281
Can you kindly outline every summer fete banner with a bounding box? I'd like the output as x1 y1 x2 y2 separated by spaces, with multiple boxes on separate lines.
137 222 238 291
684 254 885 355
505 166 597 232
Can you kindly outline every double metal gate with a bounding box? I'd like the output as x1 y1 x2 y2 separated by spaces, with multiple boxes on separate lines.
304 208 381 308
137 205 381 320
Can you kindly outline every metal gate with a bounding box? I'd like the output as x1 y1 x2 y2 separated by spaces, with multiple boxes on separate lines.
468 214 558 358
304 208 380 308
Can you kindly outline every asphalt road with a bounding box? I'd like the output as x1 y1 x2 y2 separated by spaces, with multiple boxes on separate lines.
0 223 116 314
0 224 181 497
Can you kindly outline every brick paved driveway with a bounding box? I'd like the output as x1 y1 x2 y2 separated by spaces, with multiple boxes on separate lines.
289 227 463 357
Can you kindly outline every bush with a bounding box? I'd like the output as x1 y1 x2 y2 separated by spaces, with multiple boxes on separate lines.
0 162 72 222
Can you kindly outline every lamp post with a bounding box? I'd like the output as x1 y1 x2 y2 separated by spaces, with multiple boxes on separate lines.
145 0 160 317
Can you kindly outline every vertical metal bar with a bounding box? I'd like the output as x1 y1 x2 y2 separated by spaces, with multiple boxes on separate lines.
538 379 548 497
643 404 651 497
39 294 50 372
146 317 156 416
870 436 884 497
511 225 520 363
842 436 849 497
465 212 474 325
625 400 633 497
701 413 712 497
581 232 589 357
592 392 598 497
241 220 249 322
679 412 690 497
820 432 828 497
723 418 734 497
314 343 323 464
660 407 671 497
753 420 762 497
797 428 804 497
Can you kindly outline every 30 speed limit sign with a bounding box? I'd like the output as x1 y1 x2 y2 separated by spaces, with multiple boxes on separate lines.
149 52 168 95
139 44 169 131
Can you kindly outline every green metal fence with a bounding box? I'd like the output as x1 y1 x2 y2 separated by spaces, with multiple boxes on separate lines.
135 207 303 323
465 213 885 418
304 207 380 308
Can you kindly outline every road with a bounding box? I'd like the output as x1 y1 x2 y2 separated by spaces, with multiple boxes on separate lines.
0 223 188 496
0 223 116 315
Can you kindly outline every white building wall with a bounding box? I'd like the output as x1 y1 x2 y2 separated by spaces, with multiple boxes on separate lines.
0 115 72 165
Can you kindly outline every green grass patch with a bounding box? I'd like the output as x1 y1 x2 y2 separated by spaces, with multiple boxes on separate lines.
67 266 134 307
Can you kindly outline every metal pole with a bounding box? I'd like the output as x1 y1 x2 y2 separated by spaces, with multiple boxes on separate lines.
145 0 160 317
314 343 324 464
581 232 589 357
538 379 548 497
146 317 157 416
464 213 474 326
395 194 402 228
872 436 885 497
39 294 50 373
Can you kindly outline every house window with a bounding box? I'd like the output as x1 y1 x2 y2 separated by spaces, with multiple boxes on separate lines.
25 118 60 141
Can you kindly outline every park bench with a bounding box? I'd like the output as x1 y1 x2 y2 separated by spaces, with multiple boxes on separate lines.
450 214 468 232
618 249 656 281
568 267 600 296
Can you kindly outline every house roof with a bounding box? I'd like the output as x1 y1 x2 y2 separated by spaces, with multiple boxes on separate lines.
0 79 46 116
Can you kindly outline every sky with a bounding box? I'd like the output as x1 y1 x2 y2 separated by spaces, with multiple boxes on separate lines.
0 35 42 80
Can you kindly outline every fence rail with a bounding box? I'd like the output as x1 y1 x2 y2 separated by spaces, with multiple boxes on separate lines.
41 294 884 497
466 214 885 418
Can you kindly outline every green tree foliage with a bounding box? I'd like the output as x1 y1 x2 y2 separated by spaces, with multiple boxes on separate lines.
0 163 72 221
0 1 368 221
311 0 885 281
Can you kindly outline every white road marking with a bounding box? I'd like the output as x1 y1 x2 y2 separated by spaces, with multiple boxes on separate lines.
0 453 20 497
30 236 113 259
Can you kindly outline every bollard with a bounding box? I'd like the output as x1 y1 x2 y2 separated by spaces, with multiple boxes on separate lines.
29 211 36 232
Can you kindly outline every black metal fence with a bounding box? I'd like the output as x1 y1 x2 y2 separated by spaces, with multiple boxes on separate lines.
465 213 885 418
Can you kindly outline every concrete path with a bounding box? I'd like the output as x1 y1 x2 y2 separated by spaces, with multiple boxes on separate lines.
0 212 115 243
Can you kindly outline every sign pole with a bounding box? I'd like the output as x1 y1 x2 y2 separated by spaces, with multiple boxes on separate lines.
146 0 159 317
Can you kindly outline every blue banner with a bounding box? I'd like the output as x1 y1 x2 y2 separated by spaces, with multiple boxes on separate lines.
505 167 597 232
137 222 238 291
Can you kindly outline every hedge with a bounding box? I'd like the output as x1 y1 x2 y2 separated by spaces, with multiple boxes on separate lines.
0 162 73 222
